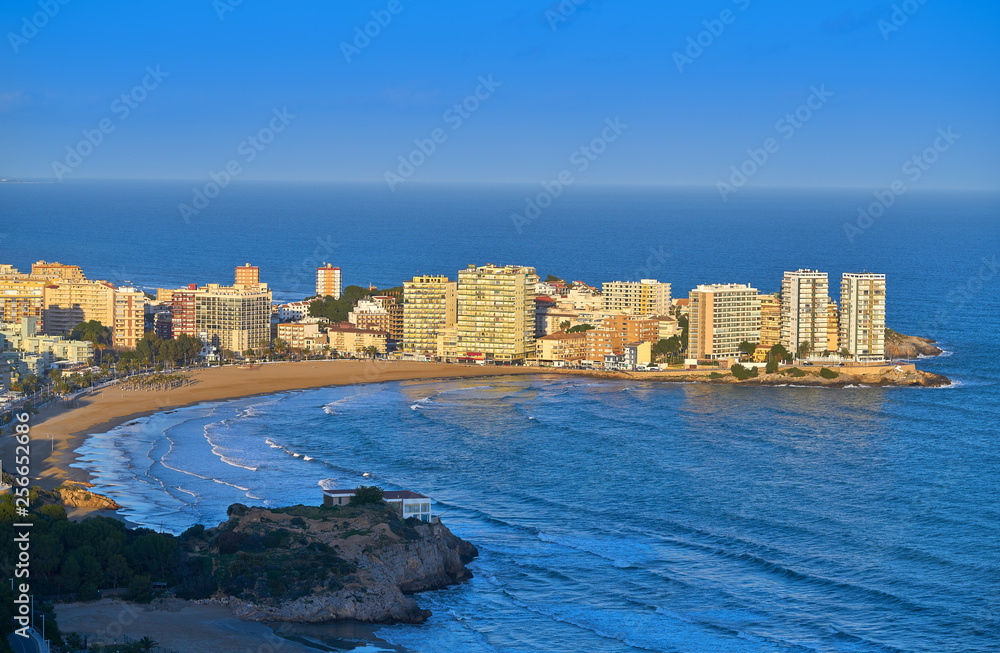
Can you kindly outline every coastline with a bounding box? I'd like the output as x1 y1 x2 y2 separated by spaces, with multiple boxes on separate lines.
8 360 539 492
8 358 949 496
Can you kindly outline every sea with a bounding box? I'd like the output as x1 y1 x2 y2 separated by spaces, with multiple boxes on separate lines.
1 181 998 652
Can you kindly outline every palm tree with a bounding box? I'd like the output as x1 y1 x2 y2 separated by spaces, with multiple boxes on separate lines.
138 635 158 652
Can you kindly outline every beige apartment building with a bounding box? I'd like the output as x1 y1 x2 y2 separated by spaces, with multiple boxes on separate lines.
0 277 45 326
43 279 116 336
436 326 459 362
780 270 830 357
601 279 671 316
840 273 886 361
276 321 324 352
327 324 387 356
687 284 761 361
113 287 146 349
172 283 272 354
535 331 587 366
30 260 86 282
403 275 457 356
316 263 342 299
826 301 840 354
456 264 538 364
759 293 781 347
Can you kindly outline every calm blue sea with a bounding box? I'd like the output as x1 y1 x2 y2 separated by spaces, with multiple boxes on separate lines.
2 182 998 652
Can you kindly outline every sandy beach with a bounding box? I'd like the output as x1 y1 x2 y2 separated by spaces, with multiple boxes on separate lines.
7 360 538 492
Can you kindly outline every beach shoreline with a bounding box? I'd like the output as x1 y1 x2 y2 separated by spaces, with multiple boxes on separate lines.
4 358 948 498
5 360 540 493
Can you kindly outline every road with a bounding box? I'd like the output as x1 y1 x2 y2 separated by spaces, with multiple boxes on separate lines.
7 629 43 653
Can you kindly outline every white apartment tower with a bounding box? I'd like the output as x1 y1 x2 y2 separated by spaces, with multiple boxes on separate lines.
840 273 886 361
781 269 830 357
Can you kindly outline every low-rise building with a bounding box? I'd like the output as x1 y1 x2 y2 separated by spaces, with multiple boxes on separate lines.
326 324 387 356
436 326 459 363
276 322 325 352
349 298 390 332
535 331 587 366
275 300 316 322
623 342 652 369
322 489 433 522
584 315 659 363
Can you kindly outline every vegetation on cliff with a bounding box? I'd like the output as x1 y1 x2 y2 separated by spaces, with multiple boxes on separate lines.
0 491 478 647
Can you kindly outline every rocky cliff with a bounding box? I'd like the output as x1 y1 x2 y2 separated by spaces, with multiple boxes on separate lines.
885 329 944 359
194 503 477 624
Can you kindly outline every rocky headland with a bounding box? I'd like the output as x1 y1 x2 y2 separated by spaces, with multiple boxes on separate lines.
189 502 478 624
885 329 944 359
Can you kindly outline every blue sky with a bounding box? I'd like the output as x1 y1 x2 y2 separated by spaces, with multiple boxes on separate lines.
1 0 997 188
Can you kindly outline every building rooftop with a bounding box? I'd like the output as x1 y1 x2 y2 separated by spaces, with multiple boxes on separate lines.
323 489 429 500
538 332 587 341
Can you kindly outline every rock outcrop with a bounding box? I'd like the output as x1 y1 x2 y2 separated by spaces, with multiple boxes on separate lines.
885 330 943 359
56 483 122 510
194 503 477 624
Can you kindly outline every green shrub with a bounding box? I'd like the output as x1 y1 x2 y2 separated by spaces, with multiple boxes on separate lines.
126 574 153 603
731 364 758 381
765 357 779 374
351 486 384 505
785 367 807 378
708 372 724 379
820 367 839 379
39 504 67 521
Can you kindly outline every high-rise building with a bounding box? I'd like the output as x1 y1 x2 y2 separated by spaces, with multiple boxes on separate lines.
840 273 886 361
688 284 761 361
316 263 342 299
456 264 538 364
780 269 830 357
42 280 116 336
235 263 260 286
30 261 85 282
0 277 45 326
759 293 781 347
402 275 457 356
173 283 272 354
601 279 671 315
113 287 146 349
